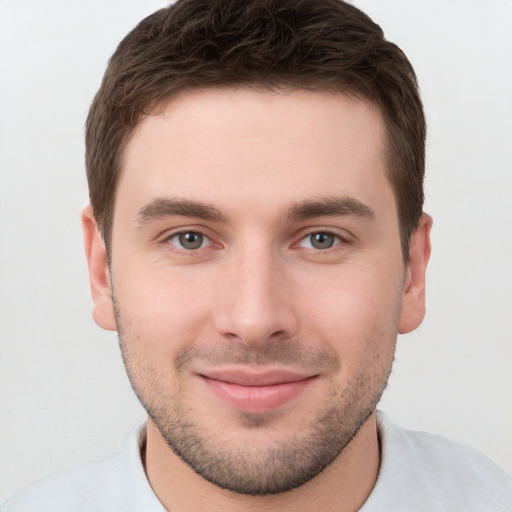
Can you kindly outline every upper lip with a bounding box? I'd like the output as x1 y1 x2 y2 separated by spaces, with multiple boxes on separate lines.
198 369 316 387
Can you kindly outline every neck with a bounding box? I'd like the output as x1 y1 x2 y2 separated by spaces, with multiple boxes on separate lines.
144 412 380 512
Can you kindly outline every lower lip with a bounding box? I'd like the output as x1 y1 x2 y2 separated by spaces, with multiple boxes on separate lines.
200 376 315 413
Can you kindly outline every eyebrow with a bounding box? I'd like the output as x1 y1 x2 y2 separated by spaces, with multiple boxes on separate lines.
285 196 375 222
136 198 229 224
135 195 375 226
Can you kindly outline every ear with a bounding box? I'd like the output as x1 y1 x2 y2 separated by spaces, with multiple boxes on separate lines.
81 205 117 331
398 213 433 334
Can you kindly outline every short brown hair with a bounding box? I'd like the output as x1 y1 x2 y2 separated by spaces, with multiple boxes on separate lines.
86 0 425 258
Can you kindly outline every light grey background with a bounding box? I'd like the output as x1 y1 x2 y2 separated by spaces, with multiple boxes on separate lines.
1 0 511 501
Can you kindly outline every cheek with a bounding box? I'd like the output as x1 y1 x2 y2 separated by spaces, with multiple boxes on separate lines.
300 265 403 358
113 263 214 356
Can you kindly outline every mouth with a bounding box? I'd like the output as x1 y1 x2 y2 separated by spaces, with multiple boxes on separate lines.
197 369 318 413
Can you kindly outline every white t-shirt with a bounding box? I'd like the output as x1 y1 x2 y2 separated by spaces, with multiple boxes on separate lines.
2 411 511 511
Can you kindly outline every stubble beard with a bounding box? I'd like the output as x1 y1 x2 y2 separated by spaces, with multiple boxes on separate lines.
142 372 386 495
114 300 396 496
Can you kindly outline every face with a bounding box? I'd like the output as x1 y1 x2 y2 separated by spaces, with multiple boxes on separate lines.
84 88 430 495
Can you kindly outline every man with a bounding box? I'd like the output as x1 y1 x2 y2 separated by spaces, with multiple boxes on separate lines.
3 0 511 510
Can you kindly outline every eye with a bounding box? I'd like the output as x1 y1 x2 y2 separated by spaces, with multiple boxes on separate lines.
300 231 342 250
168 231 211 250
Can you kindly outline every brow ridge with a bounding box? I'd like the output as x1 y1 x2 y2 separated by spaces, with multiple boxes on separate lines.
285 196 375 222
136 195 374 226
136 197 229 224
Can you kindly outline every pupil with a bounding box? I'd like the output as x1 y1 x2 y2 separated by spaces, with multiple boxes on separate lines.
179 232 203 250
311 232 334 249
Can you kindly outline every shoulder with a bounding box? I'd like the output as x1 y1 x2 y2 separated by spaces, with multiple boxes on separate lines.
362 411 512 512
1 424 164 512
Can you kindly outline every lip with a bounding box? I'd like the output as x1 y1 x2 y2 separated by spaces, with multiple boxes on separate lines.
198 369 317 413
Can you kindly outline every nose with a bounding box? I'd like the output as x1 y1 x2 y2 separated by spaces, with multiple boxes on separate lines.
213 247 299 347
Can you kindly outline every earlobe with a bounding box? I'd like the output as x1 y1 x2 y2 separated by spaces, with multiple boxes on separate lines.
81 205 117 331
398 213 433 334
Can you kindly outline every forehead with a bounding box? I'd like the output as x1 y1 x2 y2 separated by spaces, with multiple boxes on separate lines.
117 87 393 221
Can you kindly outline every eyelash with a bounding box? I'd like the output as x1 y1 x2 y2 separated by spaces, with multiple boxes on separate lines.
164 230 215 253
162 227 348 254
297 230 345 250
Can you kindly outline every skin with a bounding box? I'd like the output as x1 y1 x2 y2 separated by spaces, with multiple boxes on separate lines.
83 88 431 512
